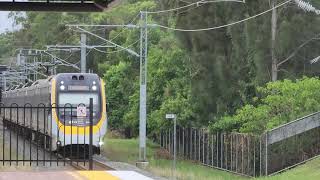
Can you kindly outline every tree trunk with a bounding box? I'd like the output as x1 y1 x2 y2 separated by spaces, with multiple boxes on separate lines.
271 0 278 81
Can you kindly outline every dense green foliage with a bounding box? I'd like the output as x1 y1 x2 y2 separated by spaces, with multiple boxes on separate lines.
211 77 320 134
0 0 319 136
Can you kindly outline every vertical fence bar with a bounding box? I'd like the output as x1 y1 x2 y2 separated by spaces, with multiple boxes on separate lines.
225 134 227 170
89 98 93 170
242 135 244 174
43 105 46 166
182 128 185 157
202 130 204 164
253 137 256 177
177 126 180 156
23 106 26 166
206 132 209 165
190 129 193 160
9 107 12 166
260 136 262 176
265 132 268 176
50 105 53 167
2 108 6 166
30 107 32 166
83 110 86 167
165 131 167 150
211 134 214 166
198 129 200 162
169 130 171 154
77 109 79 166
235 135 238 173
193 129 196 160
63 106 66 166
216 132 218 167
160 131 162 148
247 136 250 176
70 106 73 165
36 106 39 166
221 133 223 168
16 106 18 166
56 105 59 166
230 134 233 171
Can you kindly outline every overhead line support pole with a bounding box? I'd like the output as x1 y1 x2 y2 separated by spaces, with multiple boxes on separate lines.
139 11 148 162
81 33 87 73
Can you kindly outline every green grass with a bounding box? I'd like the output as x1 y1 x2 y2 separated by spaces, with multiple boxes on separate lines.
102 138 320 180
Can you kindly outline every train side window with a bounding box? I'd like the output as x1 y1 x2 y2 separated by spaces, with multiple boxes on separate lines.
72 75 78 80
79 75 84 80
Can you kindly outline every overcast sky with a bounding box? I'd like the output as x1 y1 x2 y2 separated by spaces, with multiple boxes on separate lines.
0 11 19 33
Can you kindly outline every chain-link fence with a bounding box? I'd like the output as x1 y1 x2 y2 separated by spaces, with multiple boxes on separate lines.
157 112 320 177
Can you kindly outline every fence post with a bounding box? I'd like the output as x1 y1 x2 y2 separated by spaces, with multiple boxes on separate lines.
259 135 262 176
198 129 201 162
265 132 268 176
231 134 233 171
89 98 93 170
182 127 185 157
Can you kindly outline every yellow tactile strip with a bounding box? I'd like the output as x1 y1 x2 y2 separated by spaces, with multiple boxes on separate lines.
0 171 120 180
76 171 120 180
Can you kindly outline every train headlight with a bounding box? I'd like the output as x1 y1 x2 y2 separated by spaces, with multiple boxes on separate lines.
93 81 96 85
99 141 104 146
60 85 65 90
60 81 64 84
92 85 97 91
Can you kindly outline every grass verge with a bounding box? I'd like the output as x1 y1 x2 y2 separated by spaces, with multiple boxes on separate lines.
102 138 320 180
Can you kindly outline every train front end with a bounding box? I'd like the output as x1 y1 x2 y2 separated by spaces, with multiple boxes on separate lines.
51 73 107 156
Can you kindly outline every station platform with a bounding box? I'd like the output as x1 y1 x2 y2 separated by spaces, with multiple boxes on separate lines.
0 171 154 180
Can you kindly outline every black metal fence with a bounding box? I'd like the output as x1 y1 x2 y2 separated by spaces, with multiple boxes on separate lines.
158 122 320 177
0 99 95 168
159 128 262 177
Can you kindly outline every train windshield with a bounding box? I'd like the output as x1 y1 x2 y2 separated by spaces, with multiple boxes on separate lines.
58 93 101 126
59 93 99 107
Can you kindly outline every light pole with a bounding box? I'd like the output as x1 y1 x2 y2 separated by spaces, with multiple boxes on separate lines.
166 113 177 180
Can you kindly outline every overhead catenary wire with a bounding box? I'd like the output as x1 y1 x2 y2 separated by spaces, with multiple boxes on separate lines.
96 40 140 54
81 12 141 55
146 0 245 14
151 0 291 32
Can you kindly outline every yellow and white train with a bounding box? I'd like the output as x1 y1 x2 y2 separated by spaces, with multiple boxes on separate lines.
1 73 107 156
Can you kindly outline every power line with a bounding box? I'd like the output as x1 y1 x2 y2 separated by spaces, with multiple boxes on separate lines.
152 0 291 32
146 0 245 14
90 40 139 54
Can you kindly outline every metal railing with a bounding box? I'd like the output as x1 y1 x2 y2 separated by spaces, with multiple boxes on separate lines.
158 121 320 177
0 100 95 168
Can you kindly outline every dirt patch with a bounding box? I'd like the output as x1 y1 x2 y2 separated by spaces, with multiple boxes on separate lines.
155 148 172 160
107 130 126 139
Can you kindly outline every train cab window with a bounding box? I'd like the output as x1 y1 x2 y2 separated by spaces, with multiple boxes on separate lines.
72 75 78 80
58 93 101 124
79 75 84 80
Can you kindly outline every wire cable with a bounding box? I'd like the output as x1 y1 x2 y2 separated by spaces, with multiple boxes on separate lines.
146 0 245 14
153 0 291 32
102 40 140 54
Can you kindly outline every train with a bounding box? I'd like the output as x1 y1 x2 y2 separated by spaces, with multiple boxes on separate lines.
1 73 107 156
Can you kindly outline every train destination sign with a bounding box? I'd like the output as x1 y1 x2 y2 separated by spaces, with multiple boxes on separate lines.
68 85 90 91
